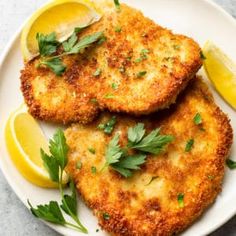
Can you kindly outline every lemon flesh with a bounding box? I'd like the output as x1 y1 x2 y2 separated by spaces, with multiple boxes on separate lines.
203 41 236 109
5 105 68 188
21 0 101 60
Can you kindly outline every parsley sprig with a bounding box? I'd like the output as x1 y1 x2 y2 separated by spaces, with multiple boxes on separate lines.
128 123 174 154
37 30 104 76
28 129 88 234
102 123 174 177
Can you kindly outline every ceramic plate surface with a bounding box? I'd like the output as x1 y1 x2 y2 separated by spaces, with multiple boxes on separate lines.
0 0 236 235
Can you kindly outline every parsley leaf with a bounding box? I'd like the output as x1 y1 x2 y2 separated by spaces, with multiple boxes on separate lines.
40 149 59 182
103 212 110 220
91 166 97 174
49 129 69 169
36 32 59 56
88 147 96 154
185 139 194 152
62 32 78 52
177 193 184 208
37 130 87 233
226 159 236 169
193 113 202 125
128 123 145 144
98 116 117 134
111 154 146 177
105 133 123 165
28 200 65 225
137 71 147 78
40 58 66 76
128 124 174 154
61 181 77 216
67 31 104 55
114 0 120 10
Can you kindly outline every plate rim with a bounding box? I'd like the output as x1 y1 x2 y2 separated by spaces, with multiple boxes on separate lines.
0 0 236 235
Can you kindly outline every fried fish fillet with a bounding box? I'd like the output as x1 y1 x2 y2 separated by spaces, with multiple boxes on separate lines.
65 78 233 236
20 3 202 124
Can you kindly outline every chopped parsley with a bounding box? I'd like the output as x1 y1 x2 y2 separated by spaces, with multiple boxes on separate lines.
111 83 119 90
193 113 202 125
98 116 117 134
177 193 184 208
88 147 96 154
104 93 115 99
76 161 82 170
91 166 97 174
90 98 98 103
185 139 194 152
115 26 122 32
134 49 150 63
226 159 236 169
93 68 101 77
137 71 147 78
103 212 110 220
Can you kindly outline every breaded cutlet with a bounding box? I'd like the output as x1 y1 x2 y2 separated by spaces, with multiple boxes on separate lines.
65 77 233 236
20 3 202 124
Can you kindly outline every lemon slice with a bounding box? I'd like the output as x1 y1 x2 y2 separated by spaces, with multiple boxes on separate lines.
203 41 236 109
21 0 101 60
5 104 68 188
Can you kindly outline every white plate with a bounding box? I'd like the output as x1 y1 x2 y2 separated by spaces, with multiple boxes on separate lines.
0 0 236 235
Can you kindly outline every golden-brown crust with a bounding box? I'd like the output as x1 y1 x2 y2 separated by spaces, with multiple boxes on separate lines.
20 4 202 123
65 77 233 236
20 58 99 124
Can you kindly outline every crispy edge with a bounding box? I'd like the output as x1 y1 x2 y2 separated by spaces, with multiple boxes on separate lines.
20 60 99 124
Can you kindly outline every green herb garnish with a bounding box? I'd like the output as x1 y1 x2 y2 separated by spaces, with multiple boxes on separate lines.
102 134 146 177
115 26 122 32
103 212 110 220
98 116 117 134
128 123 174 154
76 161 82 170
36 32 59 57
137 71 147 78
29 129 87 233
104 93 115 99
177 193 184 208
101 123 174 177
36 30 104 76
193 113 202 125
90 98 98 103
226 159 236 169
91 166 97 174
88 148 96 154
185 139 194 152
39 58 66 76
113 0 120 10
111 83 118 90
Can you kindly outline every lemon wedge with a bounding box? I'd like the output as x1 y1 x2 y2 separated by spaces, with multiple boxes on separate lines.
5 105 68 188
203 41 236 109
21 0 101 60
